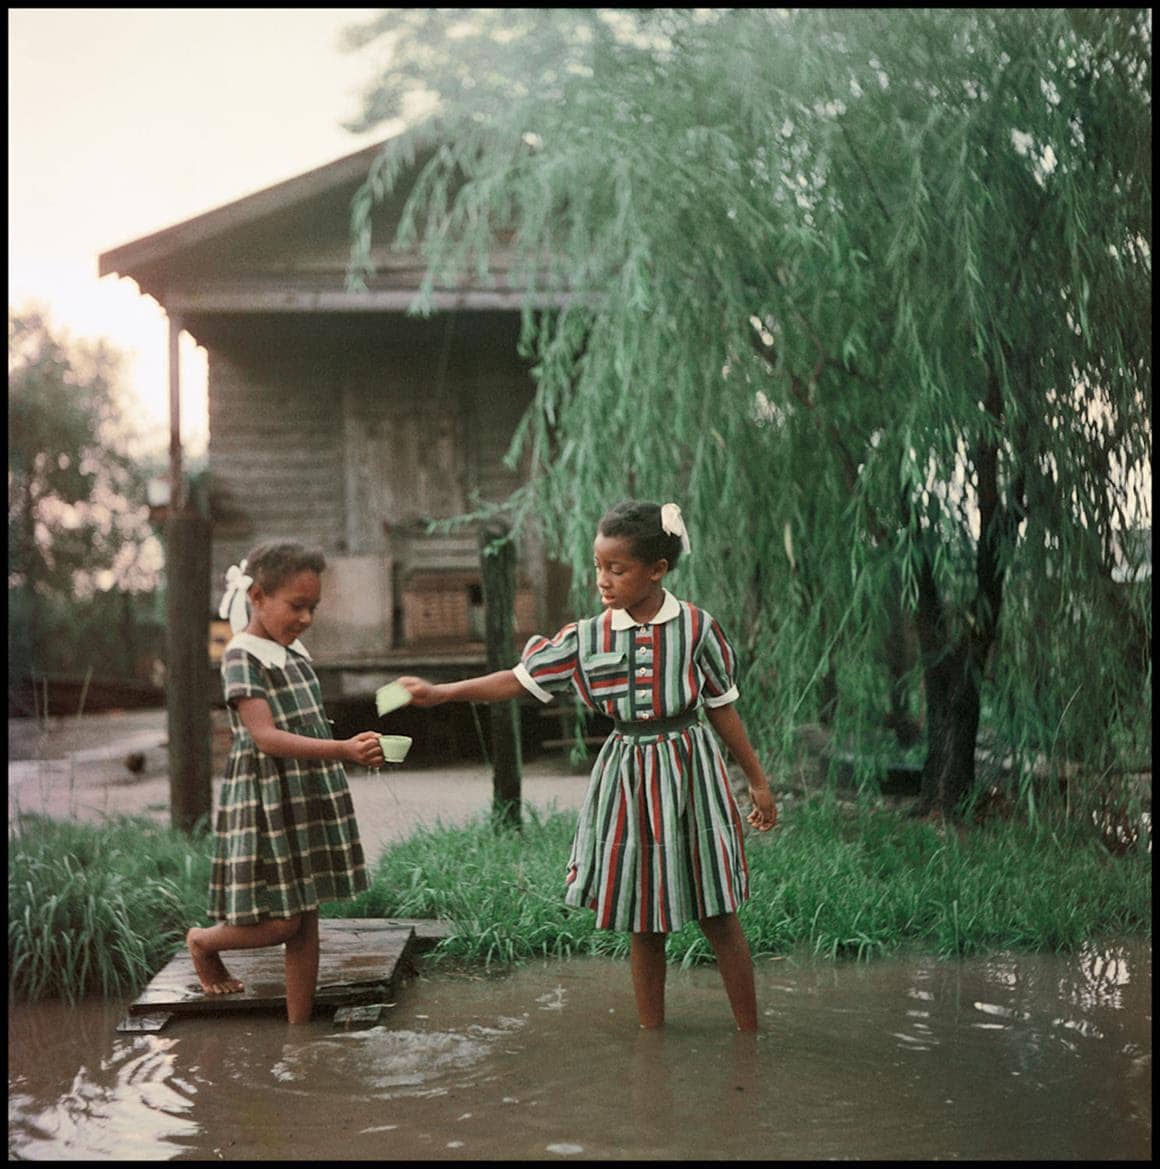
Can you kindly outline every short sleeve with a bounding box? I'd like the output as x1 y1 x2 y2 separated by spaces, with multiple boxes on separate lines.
514 624 580 703
222 645 269 706
696 613 740 708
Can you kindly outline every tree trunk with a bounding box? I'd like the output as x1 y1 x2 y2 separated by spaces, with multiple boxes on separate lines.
912 371 1013 817
883 591 923 749
913 546 989 818
918 641 982 815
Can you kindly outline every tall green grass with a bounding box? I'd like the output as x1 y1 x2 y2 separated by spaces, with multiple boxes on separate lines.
9 799 1151 1003
345 797 1151 967
8 814 212 1003
334 808 627 964
738 797 1151 962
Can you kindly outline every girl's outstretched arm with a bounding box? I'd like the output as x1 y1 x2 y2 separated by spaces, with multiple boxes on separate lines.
396 670 525 707
235 696 384 767
705 703 778 831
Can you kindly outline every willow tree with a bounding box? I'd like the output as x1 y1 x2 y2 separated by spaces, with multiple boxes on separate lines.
346 9 1151 820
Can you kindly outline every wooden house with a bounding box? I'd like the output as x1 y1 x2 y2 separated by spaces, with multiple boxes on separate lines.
99 136 573 713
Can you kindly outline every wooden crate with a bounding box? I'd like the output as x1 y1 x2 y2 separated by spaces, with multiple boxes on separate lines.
399 572 470 645
402 571 538 644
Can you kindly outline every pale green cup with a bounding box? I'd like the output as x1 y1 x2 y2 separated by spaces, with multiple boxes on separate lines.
375 681 412 717
378 734 413 764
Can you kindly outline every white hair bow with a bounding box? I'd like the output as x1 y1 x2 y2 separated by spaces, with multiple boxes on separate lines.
218 559 253 633
660 502 692 555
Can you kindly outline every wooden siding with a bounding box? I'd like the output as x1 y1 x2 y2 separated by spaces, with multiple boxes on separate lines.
207 334 345 567
97 135 570 677
201 311 544 665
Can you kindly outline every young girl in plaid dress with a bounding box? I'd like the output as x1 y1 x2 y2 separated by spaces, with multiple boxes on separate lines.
397 501 777 1031
186 541 384 1023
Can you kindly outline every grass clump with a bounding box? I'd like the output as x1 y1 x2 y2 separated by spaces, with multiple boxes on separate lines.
349 796 1151 967
8 813 212 1003
738 796 1151 962
338 808 627 964
10 797 1150 1002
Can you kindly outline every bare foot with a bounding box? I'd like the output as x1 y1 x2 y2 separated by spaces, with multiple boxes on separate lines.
187 928 245 995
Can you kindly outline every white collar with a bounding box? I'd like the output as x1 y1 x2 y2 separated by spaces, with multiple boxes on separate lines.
610 589 681 630
227 631 311 669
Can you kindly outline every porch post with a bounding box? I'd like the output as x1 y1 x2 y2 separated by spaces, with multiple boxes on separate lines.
481 522 522 829
164 314 213 832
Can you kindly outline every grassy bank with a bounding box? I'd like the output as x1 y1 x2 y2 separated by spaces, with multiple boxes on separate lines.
344 798 1152 966
8 814 212 1004
8 800 1151 1003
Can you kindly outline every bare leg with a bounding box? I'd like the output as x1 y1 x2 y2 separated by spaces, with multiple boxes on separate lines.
698 912 759 1032
283 909 320 1024
187 917 301 995
630 931 667 1029
630 1026 672 1139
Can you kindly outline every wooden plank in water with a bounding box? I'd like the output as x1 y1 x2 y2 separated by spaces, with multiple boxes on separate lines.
377 916 453 952
125 919 418 1020
116 1012 174 1033
333 1003 393 1029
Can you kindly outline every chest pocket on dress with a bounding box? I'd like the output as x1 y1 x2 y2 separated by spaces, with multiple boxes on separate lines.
580 649 629 701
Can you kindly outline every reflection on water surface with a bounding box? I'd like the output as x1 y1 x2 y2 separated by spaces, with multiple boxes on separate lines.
8 943 1151 1161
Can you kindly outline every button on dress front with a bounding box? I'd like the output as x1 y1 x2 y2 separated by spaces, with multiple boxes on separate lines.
208 636 368 925
515 591 750 933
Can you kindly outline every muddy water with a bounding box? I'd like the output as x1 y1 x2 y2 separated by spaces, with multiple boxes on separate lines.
8 944 1151 1161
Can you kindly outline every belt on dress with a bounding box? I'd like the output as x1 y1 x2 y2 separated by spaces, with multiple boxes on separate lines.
612 708 701 737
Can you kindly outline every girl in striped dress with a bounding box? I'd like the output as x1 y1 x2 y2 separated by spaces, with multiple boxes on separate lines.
397 501 777 1031
186 542 384 1023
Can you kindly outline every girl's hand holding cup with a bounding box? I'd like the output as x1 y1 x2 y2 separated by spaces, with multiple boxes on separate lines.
344 731 385 768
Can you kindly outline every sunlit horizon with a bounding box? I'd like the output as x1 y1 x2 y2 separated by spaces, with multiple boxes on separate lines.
8 7 387 460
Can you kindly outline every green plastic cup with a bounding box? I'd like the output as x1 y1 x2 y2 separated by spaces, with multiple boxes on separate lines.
378 734 413 764
375 680 412 717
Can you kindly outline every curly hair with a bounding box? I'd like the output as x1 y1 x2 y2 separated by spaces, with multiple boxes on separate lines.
597 500 683 569
245 541 327 594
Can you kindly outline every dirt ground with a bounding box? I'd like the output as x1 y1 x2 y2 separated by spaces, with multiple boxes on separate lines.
7 708 589 862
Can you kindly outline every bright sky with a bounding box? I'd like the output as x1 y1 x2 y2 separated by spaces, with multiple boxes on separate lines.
8 7 395 458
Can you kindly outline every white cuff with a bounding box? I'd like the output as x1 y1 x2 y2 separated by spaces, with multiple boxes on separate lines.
513 662 553 704
703 684 739 709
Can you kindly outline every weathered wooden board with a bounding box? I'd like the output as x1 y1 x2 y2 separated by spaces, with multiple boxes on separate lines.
121 918 450 1028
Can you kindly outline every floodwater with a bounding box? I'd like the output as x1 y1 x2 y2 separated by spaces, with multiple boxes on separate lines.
8 944 1151 1161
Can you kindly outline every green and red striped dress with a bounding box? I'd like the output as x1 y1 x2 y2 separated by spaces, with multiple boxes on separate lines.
514 590 750 933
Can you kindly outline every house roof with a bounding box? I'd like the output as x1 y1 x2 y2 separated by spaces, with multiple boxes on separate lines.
98 138 390 281
98 124 566 314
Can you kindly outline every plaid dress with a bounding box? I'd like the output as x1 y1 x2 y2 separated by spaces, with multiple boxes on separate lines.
207 633 368 925
514 590 750 933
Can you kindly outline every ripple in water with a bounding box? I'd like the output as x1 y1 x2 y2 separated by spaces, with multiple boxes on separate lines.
270 1018 527 1096
8 1035 200 1161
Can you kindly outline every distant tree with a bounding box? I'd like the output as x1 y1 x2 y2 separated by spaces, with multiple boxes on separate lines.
8 307 163 692
346 9 1151 820
339 8 613 132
